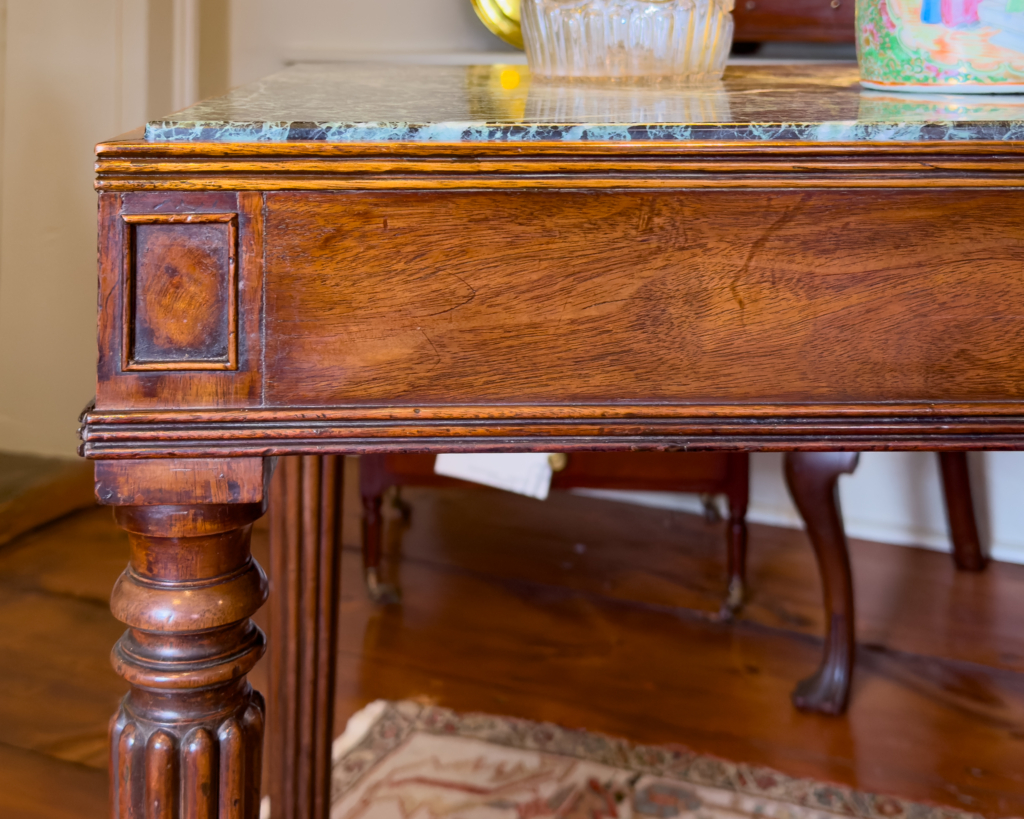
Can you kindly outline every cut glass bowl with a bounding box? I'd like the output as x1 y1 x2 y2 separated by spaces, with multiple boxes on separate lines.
521 0 734 85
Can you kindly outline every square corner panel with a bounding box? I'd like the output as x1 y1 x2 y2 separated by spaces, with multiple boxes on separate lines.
123 214 238 372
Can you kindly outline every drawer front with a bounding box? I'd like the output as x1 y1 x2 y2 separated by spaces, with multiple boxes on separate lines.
264 190 1024 408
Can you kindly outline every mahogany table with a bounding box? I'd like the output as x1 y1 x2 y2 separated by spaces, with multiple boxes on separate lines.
82 62 1024 819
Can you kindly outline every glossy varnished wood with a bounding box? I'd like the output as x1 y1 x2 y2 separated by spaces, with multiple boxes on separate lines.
0 453 94 548
122 213 238 372
784 451 859 715
261 189 1024 408
268 456 342 819
83 181 1024 457
92 140 1024 195
0 745 107 819
96 192 264 411
102 459 270 819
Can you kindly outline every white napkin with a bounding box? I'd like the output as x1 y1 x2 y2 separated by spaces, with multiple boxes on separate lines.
434 453 554 500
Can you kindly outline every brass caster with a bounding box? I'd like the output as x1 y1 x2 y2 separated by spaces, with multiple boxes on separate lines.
719 576 745 621
366 567 401 605
701 493 723 524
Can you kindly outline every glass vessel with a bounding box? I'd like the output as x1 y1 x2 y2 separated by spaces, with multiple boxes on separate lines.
521 0 734 85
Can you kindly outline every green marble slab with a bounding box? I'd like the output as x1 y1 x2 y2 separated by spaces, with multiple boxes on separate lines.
146 62 1024 143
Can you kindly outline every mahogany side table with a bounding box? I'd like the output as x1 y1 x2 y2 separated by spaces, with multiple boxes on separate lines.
82 62 1024 819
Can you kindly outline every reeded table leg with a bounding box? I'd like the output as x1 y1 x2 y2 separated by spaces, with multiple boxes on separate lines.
784 451 859 716
268 456 343 819
97 458 271 819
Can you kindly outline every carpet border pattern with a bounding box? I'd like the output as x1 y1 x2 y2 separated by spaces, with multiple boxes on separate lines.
331 701 987 819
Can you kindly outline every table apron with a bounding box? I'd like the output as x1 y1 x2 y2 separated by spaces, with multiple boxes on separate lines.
89 187 1024 455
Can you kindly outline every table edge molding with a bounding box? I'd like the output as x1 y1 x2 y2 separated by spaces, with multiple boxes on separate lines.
80 407 1024 457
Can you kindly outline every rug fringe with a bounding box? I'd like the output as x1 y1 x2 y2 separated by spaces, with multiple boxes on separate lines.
332 699 390 763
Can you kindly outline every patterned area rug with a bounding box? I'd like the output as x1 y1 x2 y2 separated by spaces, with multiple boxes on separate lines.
327 701 989 819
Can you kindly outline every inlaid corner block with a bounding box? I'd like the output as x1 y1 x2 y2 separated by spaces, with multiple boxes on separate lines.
85 61 1024 819
97 191 263 410
121 212 239 372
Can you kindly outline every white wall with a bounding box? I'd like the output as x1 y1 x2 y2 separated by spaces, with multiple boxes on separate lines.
0 1 135 457
0 0 203 458
588 451 1024 563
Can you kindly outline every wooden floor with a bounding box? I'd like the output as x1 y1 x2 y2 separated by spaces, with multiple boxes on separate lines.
1 457 1023 817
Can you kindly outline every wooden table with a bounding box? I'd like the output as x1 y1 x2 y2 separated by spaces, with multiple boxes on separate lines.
82 62 1024 819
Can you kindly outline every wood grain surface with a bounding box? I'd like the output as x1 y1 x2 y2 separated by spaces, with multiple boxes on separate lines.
357 451 749 608
97 192 264 410
102 459 270 819
123 213 237 371
268 456 343 819
92 137 1024 194
94 457 270 506
784 451 859 715
85 138 1024 454
939 452 988 573
314 471 1024 817
264 189 1024 407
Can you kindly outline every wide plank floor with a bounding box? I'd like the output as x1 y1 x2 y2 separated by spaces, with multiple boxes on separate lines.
1 457 1023 817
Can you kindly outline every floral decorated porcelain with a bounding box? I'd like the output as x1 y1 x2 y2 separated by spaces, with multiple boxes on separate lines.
858 0 1024 92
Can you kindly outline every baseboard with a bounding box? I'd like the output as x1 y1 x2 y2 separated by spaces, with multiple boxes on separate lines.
0 453 95 548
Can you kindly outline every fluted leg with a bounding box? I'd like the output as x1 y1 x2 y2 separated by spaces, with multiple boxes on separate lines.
268 456 343 819
785 451 859 716
98 458 271 819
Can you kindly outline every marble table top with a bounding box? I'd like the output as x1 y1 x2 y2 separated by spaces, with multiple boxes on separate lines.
146 62 1024 143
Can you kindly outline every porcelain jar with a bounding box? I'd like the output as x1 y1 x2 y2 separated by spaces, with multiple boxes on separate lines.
858 0 1024 92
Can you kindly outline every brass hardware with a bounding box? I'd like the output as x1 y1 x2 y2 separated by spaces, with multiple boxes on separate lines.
471 0 524 50
548 453 569 472
830 0 841 8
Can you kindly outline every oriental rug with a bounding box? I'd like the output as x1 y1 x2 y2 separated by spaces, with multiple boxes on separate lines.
324 700 989 819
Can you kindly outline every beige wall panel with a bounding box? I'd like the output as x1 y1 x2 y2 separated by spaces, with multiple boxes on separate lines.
229 0 513 85
0 1 144 456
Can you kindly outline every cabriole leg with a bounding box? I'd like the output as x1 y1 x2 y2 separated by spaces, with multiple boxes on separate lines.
784 451 859 716
938 452 987 572
98 458 270 819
